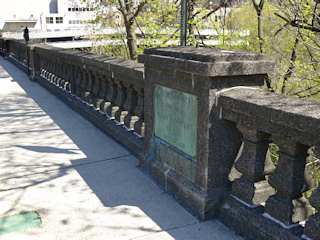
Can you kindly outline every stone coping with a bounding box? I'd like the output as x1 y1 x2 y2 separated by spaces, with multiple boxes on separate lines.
218 88 320 145
139 46 274 77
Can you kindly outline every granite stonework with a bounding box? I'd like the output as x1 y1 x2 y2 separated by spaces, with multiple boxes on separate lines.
139 46 274 219
218 88 320 240
3 38 320 239
2 40 145 157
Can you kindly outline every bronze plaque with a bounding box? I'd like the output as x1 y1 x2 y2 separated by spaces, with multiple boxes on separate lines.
154 85 197 158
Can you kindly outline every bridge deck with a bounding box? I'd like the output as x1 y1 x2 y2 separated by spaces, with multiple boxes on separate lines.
0 57 243 240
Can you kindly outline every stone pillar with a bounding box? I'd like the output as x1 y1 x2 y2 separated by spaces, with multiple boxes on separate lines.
139 47 274 219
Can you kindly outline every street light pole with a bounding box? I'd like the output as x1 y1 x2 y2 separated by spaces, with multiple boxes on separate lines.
181 0 187 46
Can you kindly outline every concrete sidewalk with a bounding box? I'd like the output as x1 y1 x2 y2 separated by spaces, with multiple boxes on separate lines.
0 57 244 240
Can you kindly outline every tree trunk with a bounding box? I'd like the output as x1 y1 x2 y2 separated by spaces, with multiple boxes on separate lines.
257 10 264 53
126 24 138 60
281 37 299 94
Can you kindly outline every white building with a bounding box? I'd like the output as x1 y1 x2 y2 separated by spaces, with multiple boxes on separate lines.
0 0 99 32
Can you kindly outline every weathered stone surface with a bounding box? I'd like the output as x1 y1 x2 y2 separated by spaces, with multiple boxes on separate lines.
304 214 320 240
219 196 303 240
141 46 273 219
232 178 274 206
218 89 320 142
265 137 313 225
304 186 320 239
231 124 275 205
139 47 274 77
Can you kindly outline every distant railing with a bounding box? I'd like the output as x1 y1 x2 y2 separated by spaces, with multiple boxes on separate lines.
0 38 144 155
35 45 145 136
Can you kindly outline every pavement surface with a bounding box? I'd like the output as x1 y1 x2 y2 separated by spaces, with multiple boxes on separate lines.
0 56 244 240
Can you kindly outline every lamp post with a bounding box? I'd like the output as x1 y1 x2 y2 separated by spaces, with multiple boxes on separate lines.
23 26 30 77
180 0 187 46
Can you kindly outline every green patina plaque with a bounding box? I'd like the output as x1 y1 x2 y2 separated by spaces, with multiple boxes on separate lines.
154 85 197 158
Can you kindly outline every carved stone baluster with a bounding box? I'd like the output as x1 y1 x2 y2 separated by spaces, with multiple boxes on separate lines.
83 71 94 104
58 62 66 89
40 57 45 77
92 72 101 108
63 63 70 91
47 59 53 81
56 61 63 86
114 80 127 123
68 65 75 94
53 60 59 84
123 83 138 130
75 67 84 98
133 86 145 136
265 137 314 226
232 124 275 205
80 70 88 100
50 60 55 83
43 57 49 79
105 78 118 118
97 73 107 111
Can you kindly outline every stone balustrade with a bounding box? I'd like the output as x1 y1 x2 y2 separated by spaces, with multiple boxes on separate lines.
0 38 144 155
34 45 145 136
1 38 320 240
218 88 320 240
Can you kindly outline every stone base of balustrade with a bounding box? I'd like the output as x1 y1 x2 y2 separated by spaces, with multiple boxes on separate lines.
34 74 144 157
219 195 304 240
141 158 229 220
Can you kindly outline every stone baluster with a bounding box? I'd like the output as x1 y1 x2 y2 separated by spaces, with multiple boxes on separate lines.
43 57 50 79
62 63 70 91
92 72 102 108
123 83 138 130
265 136 314 226
51 60 58 83
232 124 275 205
75 67 84 98
50 60 57 83
100 75 114 114
114 80 127 123
40 57 46 77
47 59 53 81
133 86 144 136
80 69 88 100
58 61 66 88
69 65 76 94
97 73 108 111
55 61 63 86
104 77 118 118
84 71 95 103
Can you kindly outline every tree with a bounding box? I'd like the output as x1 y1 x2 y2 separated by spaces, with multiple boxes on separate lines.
270 0 320 98
84 0 146 60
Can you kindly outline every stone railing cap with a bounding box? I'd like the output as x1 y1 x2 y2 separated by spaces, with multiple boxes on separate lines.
141 46 267 62
219 88 320 136
139 46 274 77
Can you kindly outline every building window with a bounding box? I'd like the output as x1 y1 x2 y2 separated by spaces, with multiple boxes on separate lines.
56 17 63 24
46 17 54 24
